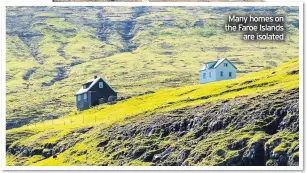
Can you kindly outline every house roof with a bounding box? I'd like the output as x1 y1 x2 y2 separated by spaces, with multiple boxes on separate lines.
213 58 227 68
75 77 117 95
200 58 237 71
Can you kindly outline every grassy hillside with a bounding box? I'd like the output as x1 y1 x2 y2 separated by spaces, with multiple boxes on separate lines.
6 6 299 128
6 58 299 166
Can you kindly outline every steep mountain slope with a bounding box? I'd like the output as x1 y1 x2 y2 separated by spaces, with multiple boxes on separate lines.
6 58 299 166
6 6 299 128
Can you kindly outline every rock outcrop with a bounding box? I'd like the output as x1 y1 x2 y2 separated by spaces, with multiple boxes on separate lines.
7 89 299 166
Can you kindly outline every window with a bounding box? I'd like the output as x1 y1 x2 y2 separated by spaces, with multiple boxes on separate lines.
229 72 232 77
99 82 103 88
77 95 81 101
224 63 228 67
220 71 223 77
203 73 206 79
84 93 87 100
209 72 212 78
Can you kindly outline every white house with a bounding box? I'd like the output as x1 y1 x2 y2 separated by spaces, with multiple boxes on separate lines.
200 57 237 84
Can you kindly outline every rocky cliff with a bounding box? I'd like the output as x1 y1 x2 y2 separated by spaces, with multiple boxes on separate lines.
6 59 299 166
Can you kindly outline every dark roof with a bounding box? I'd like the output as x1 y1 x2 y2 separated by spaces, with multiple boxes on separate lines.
75 77 116 95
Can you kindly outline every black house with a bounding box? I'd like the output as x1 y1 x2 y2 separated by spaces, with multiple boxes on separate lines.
75 76 117 111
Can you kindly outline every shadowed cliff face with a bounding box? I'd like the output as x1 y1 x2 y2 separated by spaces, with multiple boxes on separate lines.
86 89 298 166
7 89 299 166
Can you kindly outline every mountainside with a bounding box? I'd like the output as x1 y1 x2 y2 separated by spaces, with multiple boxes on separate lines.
6 58 299 166
6 6 299 129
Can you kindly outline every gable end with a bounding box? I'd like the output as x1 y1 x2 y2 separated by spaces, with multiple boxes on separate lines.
215 59 237 69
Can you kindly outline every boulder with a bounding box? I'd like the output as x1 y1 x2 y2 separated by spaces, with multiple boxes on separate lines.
242 142 265 166
31 148 43 156
228 138 248 150
132 147 147 159
176 150 190 165
97 140 109 147
21 148 29 157
141 149 163 162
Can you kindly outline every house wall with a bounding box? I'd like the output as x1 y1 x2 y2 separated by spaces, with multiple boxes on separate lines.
200 69 216 84
215 60 237 82
76 93 90 111
200 59 236 84
89 78 117 106
76 78 117 111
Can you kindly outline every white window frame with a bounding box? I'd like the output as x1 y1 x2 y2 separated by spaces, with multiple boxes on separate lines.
99 82 103 88
84 93 87 100
203 73 206 79
209 72 212 78
220 71 223 77
229 72 232 77
77 95 81 101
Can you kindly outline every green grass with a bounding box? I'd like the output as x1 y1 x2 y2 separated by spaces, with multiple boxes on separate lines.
6 6 299 166
6 58 299 166
6 6 299 125
266 130 299 153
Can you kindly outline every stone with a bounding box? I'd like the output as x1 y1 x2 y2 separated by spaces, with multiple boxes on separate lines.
97 140 109 147
242 142 265 166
